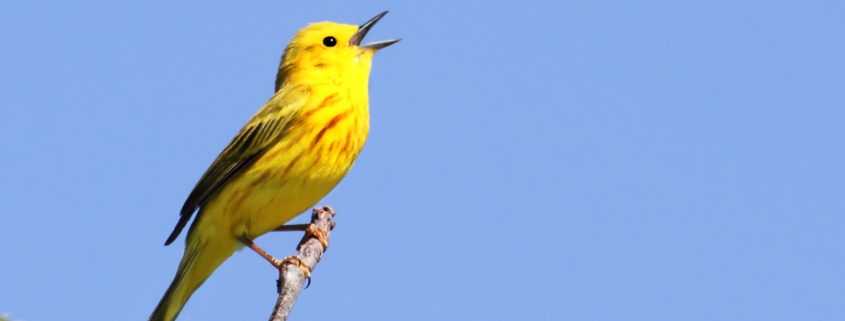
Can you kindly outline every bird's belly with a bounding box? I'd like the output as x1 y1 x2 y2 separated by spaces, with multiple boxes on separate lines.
202 131 361 240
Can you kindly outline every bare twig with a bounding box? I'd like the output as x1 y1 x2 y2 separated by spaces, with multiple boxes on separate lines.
268 206 336 321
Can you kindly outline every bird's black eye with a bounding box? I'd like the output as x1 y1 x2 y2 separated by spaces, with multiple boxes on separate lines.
322 36 337 47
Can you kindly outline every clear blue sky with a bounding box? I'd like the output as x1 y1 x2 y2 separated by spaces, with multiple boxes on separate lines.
1 1 843 320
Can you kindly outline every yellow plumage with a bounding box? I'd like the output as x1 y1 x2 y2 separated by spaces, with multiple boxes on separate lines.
150 12 398 321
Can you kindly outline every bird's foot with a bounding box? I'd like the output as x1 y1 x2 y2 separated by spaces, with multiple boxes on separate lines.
274 255 311 278
272 222 330 250
305 223 330 250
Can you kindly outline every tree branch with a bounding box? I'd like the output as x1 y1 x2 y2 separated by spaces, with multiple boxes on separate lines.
268 206 336 321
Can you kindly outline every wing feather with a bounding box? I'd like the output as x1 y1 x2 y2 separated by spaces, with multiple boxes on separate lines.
164 86 309 245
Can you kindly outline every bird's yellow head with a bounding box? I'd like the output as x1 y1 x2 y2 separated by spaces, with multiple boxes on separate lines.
275 11 400 91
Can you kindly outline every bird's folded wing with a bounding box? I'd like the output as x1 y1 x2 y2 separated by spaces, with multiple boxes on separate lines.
164 85 310 245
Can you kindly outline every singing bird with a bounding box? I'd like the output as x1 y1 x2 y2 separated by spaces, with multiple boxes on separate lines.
150 12 399 321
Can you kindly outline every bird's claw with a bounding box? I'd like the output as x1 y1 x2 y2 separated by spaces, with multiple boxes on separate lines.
275 255 312 279
305 223 330 250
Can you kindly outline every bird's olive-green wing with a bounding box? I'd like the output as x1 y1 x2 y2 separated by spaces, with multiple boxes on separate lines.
164 87 309 245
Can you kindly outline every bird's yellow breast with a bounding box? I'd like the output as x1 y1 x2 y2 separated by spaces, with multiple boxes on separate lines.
201 89 369 240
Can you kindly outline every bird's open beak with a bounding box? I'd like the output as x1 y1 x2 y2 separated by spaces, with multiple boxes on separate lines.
349 11 401 50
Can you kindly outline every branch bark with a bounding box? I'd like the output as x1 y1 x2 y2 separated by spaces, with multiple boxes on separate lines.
268 206 336 321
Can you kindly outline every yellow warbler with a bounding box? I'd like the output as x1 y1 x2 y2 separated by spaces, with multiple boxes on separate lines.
150 11 399 321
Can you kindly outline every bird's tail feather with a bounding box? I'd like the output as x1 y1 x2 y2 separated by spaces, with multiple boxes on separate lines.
150 235 236 321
